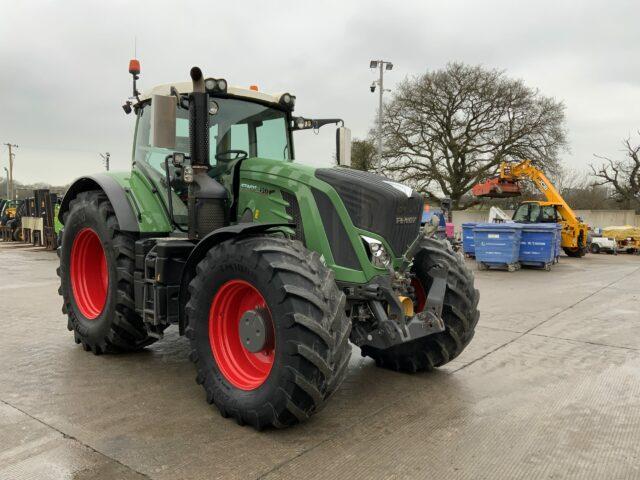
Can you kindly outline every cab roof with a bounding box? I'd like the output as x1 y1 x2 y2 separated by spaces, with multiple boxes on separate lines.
139 81 290 108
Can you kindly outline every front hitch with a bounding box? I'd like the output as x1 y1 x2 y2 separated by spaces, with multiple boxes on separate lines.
350 261 449 350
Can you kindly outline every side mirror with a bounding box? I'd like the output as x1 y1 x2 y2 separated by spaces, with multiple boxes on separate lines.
336 126 352 167
150 94 176 149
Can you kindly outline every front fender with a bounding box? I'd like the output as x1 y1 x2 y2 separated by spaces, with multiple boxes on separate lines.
178 222 294 333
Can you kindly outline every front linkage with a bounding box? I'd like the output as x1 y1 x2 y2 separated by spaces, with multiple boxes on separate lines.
345 224 449 350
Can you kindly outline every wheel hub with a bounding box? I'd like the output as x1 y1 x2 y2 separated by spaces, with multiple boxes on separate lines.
238 309 269 353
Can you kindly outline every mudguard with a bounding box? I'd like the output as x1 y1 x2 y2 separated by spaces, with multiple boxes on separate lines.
58 171 173 233
59 174 140 232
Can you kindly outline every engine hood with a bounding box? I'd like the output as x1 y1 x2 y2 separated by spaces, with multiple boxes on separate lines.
315 168 424 256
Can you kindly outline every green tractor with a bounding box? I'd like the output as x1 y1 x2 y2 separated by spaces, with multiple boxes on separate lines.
57 61 480 429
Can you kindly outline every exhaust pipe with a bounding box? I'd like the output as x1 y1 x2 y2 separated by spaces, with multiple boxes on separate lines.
189 66 210 167
186 66 228 240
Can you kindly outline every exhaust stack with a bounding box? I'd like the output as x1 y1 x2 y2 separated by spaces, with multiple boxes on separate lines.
189 67 210 168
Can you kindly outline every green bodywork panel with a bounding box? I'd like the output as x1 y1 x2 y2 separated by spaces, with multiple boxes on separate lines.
233 158 393 284
54 204 63 234
109 168 173 233
101 158 404 285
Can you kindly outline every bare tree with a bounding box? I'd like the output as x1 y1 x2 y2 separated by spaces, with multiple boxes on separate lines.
552 166 616 210
380 63 568 209
350 138 377 171
591 134 640 210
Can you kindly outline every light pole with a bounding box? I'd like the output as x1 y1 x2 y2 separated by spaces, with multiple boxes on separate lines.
369 60 393 172
3 143 18 200
3 167 8 198
100 152 110 171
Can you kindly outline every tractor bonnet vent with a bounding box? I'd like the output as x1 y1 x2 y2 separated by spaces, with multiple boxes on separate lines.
281 191 305 244
315 168 423 257
312 188 360 269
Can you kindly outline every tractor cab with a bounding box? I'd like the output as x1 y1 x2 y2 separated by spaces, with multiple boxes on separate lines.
132 76 351 234
512 201 561 224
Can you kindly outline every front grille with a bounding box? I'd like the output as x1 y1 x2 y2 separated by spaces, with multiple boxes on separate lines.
315 168 423 257
281 191 305 244
312 189 360 270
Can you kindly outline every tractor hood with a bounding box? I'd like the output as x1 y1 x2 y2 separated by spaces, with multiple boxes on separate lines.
314 168 424 257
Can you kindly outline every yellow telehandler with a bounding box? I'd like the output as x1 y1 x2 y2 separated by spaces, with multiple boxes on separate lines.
473 160 589 257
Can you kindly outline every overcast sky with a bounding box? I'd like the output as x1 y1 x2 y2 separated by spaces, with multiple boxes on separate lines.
1 0 639 185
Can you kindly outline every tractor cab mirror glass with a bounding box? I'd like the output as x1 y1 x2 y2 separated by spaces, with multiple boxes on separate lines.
150 94 177 149
336 126 352 167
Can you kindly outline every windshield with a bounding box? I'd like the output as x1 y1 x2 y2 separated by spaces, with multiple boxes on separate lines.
512 204 530 222
134 97 290 176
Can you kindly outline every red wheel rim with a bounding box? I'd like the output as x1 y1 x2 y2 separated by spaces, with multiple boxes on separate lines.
70 228 108 319
209 280 275 390
412 278 427 313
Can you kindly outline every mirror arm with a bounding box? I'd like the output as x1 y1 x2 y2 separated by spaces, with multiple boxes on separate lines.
312 118 344 129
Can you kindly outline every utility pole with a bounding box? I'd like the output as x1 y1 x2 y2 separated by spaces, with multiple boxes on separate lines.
100 152 110 171
3 167 8 198
3 143 18 200
369 60 393 172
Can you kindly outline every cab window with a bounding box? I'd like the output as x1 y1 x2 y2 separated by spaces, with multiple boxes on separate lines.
513 204 530 222
528 204 541 223
541 206 557 222
134 97 290 176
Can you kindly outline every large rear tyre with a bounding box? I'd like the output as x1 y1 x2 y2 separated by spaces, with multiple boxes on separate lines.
361 237 480 372
57 190 156 354
185 236 351 429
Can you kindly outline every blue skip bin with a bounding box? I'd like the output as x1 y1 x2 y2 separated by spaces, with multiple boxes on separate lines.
519 224 557 270
462 223 477 257
554 223 562 261
473 223 522 271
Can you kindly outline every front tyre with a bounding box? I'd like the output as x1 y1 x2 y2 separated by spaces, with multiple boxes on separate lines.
57 190 156 354
186 236 351 429
362 237 480 372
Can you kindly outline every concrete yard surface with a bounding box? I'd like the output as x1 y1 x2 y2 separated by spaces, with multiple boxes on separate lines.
1 242 639 479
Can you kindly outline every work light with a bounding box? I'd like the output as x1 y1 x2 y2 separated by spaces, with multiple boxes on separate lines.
204 77 228 93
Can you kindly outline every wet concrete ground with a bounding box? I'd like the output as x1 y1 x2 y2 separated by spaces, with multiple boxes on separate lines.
1 241 639 479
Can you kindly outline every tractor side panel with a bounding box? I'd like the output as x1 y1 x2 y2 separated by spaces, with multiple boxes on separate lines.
118 169 173 233
237 159 389 284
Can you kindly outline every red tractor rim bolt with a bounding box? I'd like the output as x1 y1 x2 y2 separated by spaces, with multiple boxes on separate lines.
70 228 108 319
209 280 275 390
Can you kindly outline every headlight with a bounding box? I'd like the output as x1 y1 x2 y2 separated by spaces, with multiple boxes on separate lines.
361 235 391 269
